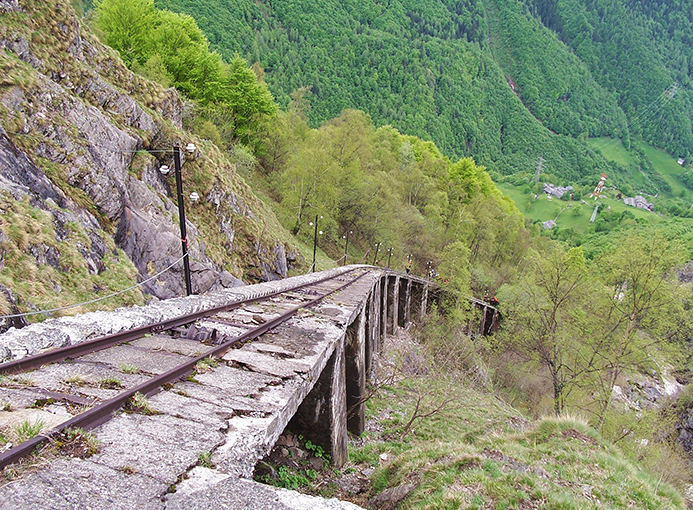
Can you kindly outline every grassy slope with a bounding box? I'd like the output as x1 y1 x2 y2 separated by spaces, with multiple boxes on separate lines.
587 137 692 199
586 137 636 168
346 342 684 509
497 136 689 231
496 183 659 234
635 141 691 199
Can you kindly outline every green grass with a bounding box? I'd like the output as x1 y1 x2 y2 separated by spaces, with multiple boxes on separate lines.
12 418 46 443
588 137 691 200
346 336 685 510
496 183 660 234
97 377 122 389
124 392 159 415
354 384 685 509
587 137 636 168
287 237 339 277
634 141 691 199
119 364 140 374
194 356 219 373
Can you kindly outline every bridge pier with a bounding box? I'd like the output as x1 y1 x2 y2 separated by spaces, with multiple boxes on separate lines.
345 306 367 435
365 278 380 382
473 300 499 336
410 281 426 323
386 274 399 334
380 276 388 341
288 339 348 467
398 277 409 327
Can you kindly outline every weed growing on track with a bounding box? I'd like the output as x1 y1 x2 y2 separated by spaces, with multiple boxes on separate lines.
13 418 45 443
97 377 123 389
194 356 218 373
64 374 88 385
198 451 213 468
53 427 100 458
119 364 140 374
124 392 159 415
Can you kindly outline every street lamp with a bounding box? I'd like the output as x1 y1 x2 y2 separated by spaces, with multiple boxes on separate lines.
387 247 393 268
309 214 323 272
372 242 381 266
159 142 198 296
342 230 352 266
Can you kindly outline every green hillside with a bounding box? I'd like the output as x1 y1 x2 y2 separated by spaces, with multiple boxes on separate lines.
151 0 619 181
523 0 693 160
150 0 692 179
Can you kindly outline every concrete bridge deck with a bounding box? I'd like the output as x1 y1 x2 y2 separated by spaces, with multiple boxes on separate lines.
0 266 450 508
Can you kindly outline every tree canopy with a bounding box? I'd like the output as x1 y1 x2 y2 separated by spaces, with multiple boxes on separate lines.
153 0 692 177
95 0 277 141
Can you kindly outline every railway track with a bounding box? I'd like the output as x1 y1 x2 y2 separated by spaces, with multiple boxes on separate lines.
0 267 368 470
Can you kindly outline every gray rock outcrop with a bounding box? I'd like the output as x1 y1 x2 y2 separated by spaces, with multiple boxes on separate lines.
0 0 300 310
0 0 20 12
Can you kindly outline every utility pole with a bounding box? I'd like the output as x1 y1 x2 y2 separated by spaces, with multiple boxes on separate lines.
312 214 319 272
372 242 381 265
533 155 544 184
343 230 352 266
173 144 193 296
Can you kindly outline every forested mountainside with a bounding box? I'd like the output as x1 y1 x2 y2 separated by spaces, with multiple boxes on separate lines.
153 0 692 177
522 0 693 159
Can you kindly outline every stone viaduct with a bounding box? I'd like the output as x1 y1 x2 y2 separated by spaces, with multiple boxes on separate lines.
0 266 498 508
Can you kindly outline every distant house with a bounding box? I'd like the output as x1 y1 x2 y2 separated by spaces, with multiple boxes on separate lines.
543 183 573 199
678 158 685 166
623 195 654 212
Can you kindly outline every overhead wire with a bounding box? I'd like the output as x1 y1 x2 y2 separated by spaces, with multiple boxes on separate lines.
0 254 187 320
591 82 678 155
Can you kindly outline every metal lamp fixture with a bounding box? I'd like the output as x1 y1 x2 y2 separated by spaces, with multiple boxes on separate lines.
157 142 203 296
373 242 381 265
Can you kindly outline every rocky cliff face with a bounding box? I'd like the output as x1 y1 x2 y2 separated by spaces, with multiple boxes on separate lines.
0 0 299 328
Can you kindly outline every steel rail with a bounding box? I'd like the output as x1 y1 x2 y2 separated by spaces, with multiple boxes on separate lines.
0 269 366 470
0 268 357 376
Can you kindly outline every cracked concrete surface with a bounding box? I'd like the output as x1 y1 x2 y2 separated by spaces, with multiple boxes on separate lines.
0 268 432 509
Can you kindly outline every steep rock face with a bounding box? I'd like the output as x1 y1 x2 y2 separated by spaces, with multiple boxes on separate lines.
0 0 299 315
0 1 20 13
